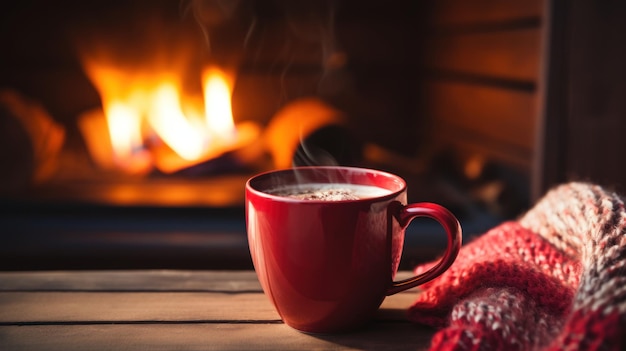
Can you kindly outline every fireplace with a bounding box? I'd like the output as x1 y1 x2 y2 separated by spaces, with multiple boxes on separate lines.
2 0 623 270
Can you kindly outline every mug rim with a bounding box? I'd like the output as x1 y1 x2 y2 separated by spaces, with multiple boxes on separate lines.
245 166 407 204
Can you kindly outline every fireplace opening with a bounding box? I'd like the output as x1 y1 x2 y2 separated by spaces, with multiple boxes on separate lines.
0 0 543 270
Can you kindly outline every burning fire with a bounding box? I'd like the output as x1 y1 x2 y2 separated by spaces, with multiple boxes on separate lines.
78 62 259 175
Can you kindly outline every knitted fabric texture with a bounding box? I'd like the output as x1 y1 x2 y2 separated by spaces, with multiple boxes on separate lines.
409 182 626 351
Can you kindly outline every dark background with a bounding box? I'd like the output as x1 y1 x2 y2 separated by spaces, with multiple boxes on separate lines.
1 0 625 270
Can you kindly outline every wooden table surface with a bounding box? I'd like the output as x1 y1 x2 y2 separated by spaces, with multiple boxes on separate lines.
0 270 435 351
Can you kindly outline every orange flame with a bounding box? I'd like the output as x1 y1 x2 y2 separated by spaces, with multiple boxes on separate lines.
105 101 144 162
203 67 236 141
79 61 259 175
147 82 207 161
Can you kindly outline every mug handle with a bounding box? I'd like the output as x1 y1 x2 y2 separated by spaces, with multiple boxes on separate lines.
386 202 462 295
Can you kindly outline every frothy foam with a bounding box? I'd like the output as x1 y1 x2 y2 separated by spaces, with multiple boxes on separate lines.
266 183 392 201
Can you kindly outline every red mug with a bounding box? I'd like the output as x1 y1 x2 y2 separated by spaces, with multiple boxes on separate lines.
246 166 462 333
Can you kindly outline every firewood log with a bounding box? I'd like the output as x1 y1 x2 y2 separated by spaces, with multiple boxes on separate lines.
0 89 65 194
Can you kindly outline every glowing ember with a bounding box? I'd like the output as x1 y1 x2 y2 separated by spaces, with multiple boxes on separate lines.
78 62 260 175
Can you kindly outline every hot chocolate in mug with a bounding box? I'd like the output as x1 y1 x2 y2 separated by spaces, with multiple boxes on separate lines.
246 166 462 333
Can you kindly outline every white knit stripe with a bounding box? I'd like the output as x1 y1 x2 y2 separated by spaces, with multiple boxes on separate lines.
519 182 626 350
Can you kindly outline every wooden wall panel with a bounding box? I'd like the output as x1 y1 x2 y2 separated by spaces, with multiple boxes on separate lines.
427 82 537 152
423 29 542 82
418 0 546 178
429 0 543 27
426 81 537 171
536 0 626 196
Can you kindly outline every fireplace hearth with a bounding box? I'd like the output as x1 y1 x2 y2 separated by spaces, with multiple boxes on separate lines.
10 0 617 271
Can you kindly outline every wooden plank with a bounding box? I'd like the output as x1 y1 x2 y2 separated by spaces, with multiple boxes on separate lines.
426 81 537 152
0 323 435 351
0 270 261 292
0 290 417 324
558 1 626 191
0 271 419 325
0 271 429 350
429 0 544 27
423 28 542 82
0 270 415 292
0 292 279 323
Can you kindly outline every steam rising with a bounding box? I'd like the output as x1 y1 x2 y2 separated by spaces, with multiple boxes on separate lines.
186 0 347 97
183 0 250 54
187 0 356 171
293 137 339 167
